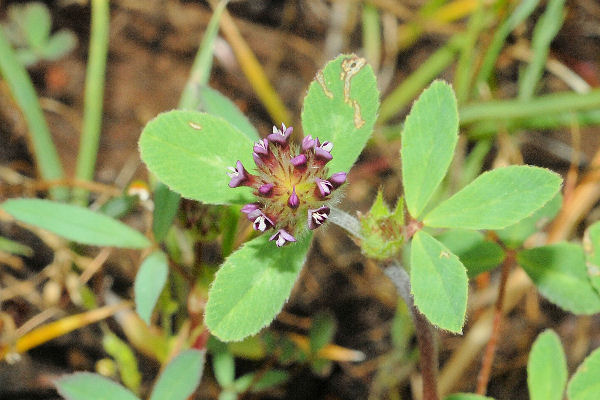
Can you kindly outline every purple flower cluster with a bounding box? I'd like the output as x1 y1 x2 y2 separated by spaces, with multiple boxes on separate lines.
227 124 346 247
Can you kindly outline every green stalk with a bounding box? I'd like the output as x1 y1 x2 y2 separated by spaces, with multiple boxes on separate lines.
361 3 381 73
178 0 228 109
0 26 67 200
460 89 600 124
467 110 600 138
518 0 565 100
473 0 540 96
454 0 485 104
378 34 464 124
73 0 110 204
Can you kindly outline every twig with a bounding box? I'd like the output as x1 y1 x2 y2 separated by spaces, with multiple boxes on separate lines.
475 250 514 395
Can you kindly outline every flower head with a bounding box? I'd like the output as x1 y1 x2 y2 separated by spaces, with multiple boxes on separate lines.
227 124 346 246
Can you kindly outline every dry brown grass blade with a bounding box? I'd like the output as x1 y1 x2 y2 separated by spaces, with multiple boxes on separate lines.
0 302 130 362
207 0 291 125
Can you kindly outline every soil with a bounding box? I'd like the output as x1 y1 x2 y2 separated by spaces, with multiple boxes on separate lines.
1 1 600 399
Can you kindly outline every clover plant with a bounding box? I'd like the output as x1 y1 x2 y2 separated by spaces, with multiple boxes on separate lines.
2 2 77 66
138 54 562 342
4 51 600 400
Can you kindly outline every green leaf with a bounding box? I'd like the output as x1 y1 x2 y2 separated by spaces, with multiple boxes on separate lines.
206 233 312 341
517 243 600 314
23 2 51 49
152 182 181 242
198 86 259 141
445 394 495 400
139 110 255 205
41 29 77 60
149 350 205 400
233 373 254 392
527 329 567 400
583 221 600 294
209 337 236 388
424 166 562 230
99 195 137 219
309 311 336 354
135 251 169 325
436 229 505 278
410 230 468 333
496 193 562 249
567 347 600 400
218 391 237 400
401 80 458 218
251 370 289 392
103 332 142 394
2 199 150 249
301 54 379 173
0 235 33 257
55 372 140 400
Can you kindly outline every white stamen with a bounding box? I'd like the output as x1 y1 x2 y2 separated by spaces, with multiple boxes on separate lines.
227 166 239 178
313 212 328 224
321 142 333 152
254 216 267 231
276 234 286 246
319 180 332 195
273 125 278 134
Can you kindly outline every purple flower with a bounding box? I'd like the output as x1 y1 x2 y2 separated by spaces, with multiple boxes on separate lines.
253 138 269 156
315 178 333 197
329 172 347 188
227 160 251 188
302 135 316 152
290 154 307 168
308 206 330 230
267 123 293 145
314 138 333 163
252 211 274 232
288 186 299 208
241 203 260 220
269 229 297 247
253 152 264 167
258 183 274 196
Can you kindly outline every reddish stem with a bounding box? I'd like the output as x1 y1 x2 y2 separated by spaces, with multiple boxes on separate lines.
414 307 440 400
476 250 515 394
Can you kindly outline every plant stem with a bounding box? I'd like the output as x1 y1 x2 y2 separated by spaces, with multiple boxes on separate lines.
329 206 362 239
178 0 228 109
460 89 600 125
0 26 67 200
378 34 463 123
73 0 110 204
385 264 439 400
476 250 514 395
327 209 438 398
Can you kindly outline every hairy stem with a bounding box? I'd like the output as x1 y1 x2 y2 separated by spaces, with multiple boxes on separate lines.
385 264 439 400
476 250 514 394
329 206 363 239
